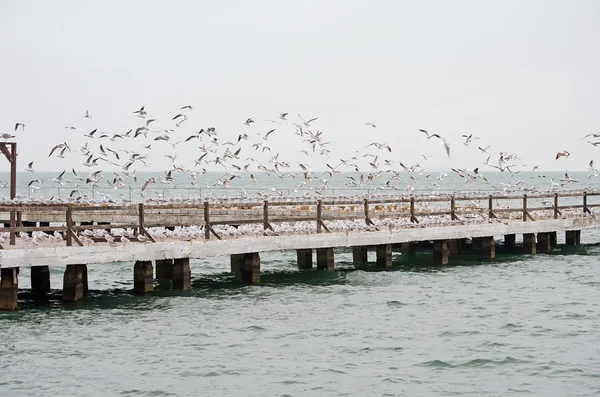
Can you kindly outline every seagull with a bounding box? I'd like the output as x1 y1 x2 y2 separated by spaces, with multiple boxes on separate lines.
1 133 15 140
84 110 91 118
556 151 570 160
26 162 34 172
244 118 254 126
365 123 377 128
279 113 288 121
581 132 600 141
14 123 25 131
418 129 442 140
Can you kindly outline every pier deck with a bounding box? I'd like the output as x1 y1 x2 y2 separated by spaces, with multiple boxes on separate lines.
0 191 597 310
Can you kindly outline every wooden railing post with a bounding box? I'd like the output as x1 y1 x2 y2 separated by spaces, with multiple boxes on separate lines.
263 200 274 231
66 205 73 246
488 195 496 219
523 194 527 222
316 200 322 233
583 191 591 214
450 195 456 220
554 193 559 219
9 206 15 245
138 203 156 242
410 197 419 223
204 201 210 239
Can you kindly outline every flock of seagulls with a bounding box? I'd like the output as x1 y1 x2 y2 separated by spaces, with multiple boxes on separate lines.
0 107 598 246
1 107 598 205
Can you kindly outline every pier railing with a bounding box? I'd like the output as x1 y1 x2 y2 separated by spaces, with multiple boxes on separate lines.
0 191 597 247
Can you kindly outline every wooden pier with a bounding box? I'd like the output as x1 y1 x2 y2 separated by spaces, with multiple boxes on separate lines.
0 191 598 310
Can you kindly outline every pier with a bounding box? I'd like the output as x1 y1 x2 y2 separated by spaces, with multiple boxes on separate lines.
0 190 597 310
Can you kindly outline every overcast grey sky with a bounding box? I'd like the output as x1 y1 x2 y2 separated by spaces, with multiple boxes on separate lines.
1 0 599 174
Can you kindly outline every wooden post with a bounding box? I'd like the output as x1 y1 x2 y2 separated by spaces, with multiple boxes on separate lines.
316 200 322 233
137 203 155 242
523 194 527 222
450 196 459 221
134 261 153 294
203 201 210 239
410 197 418 223
352 246 369 264
583 192 591 214
376 244 392 268
488 195 496 219
554 193 559 219
263 200 270 230
296 249 313 269
66 205 73 246
0 268 18 311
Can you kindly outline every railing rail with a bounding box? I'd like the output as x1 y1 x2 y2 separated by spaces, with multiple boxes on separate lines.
0 191 596 247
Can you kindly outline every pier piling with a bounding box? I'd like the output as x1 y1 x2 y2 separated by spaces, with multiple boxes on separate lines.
172 258 192 290
231 253 260 283
31 266 51 296
376 244 392 268
565 230 581 246
155 259 174 280
537 232 551 253
448 239 463 256
296 249 313 269
504 234 516 250
63 265 84 302
0 268 18 311
523 233 536 255
316 248 334 271
400 242 415 256
480 236 495 259
433 240 449 265
352 246 369 264
134 261 153 294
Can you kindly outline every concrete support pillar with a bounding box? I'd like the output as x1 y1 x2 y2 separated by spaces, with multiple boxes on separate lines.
550 231 558 246
155 259 174 280
400 242 415 256
565 230 581 246
433 240 449 265
0 268 18 311
504 234 516 250
134 261 153 294
480 236 495 259
523 233 536 255
376 244 392 268
63 264 84 302
316 248 334 271
448 239 463 256
231 253 260 283
296 249 313 269
31 266 51 296
352 246 368 264
172 258 191 290
536 232 551 253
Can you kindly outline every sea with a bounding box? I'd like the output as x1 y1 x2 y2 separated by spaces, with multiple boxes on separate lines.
1 171 599 397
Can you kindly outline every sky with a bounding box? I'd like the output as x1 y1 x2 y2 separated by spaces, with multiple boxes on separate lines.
1 0 599 176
